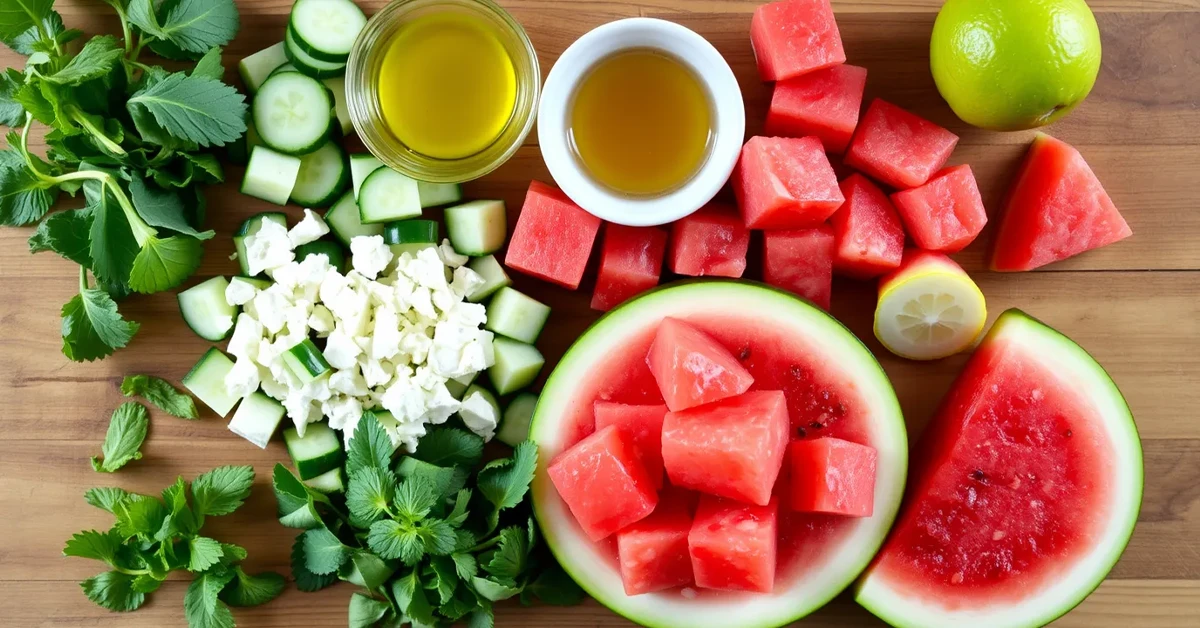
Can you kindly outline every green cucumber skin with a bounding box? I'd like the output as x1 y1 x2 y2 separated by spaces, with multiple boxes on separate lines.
383 220 439 245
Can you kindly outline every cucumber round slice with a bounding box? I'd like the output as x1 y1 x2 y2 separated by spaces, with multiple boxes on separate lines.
349 154 384 200
283 338 332 384
383 220 439 245
295 240 348 273
284 27 347 79
178 276 236 341
358 167 422 224
288 0 367 63
269 62 299 77
253 73 334 156
290 140 350 207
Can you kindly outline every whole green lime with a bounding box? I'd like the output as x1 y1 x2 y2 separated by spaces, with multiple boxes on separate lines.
930 0 1102 131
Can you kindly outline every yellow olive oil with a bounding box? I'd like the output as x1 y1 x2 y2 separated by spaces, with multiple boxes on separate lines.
378 12 517 160
569 49 713 197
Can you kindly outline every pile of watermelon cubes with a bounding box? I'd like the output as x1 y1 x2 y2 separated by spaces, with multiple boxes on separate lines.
503 0 1132 315
547 318 878 596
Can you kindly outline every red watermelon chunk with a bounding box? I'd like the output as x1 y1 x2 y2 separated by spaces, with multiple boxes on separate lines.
991 134 1131 271
845 99 959 189
733 136 844 229
765 64 868 154
617 490 696 595
547 425 658 541
646 317 754 412
788 437 878 517
668 204 749 278
505 180 601 289
688 495 779 593
591 224 668 311
594 401 669 489
831 174 905 278
750 0 845 82
891 165 988 253
661 390 790 505
762 225 835 310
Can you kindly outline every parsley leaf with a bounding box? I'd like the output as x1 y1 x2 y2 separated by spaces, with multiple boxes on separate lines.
161 475 198 537
348 592 390 628
30 207 92 265
127 72 246 147
63 529 123 565
393 477 437 521
190 465 254 516
452 552 478 581
219 566 285 607
477 441 538 513
346 466 396 528
302 527 350 575
84 486 131 513
44 35 122 85
290 534 337 592
114 494 167 539
9 10 80 56
367 520 424 565
429 556 459 604
81 570 146 612
413 426 484 468
158 0 238 54
90 401 149 473
0 68 23 127
0 0 54 44
121 374 198 419
471 576 520 602
192 47 224 80
131 574 164 594
127 234 204 293
483 526 528 579
347 411 395 477
421 519 457 557
128 175 214 240
183 569 235 628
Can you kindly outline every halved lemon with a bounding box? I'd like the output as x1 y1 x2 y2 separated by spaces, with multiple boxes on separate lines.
874 252 987 360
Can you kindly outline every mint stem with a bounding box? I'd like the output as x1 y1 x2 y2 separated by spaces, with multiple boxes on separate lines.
69 109 126 156
79 266 88 292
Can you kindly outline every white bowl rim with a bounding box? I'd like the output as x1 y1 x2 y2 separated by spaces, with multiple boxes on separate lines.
537 18 746 227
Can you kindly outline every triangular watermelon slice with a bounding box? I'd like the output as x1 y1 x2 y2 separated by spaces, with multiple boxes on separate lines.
646 317 754 412
991 134 1131 271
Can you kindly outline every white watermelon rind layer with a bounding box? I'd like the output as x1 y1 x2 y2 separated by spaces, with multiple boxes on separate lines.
530 280 909 628
855 308 1144 628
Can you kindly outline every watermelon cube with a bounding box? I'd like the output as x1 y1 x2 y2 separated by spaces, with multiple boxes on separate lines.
505 180 601 289
844 99 960 189
733 136 844 229
750 0 845 82
891 165 988 253
591 224 667 311
831 174 905 278
646 317 755 412
662 390 790 505
547 425 658 541
764 64 868 154
788 438 877 517
594 401 669 489
991 133 1132 271
617 490 695 595
762 225 835 310
688 496 778 593
668 204 749 278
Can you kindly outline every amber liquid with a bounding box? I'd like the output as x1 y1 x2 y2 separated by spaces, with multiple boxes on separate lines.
569 49 713 197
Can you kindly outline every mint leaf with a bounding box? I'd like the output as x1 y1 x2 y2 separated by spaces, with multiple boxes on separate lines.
219 566 285 607
161 475 198 537
367 519 423 565
272 463 328 529
131 574 164 594
347 411 394 477
0 0 54 43
13 80 54 125
29 207 92 266
114 495 167 539
471 576 520 602
9 11 80 56
90 401 149 473
483 526 528 579
182 151 223 183
339 550 395 591
421 519 457 557
127 72 246 147
477 441 537 512
191 464 254 516
128 176 215 239
187 536 224 572
302 527 350 575
414 426 484 468
45 35 123 85
429 556 459 604
348 592 389 628
122 374 198 419
391 571 436 626
127 234 203 293
81 570 146 612
525 565 585 606
452 553 477 581
84 486 131 513
89 186 138 285
62 286 139 361
63 529 123 565
0 155 57 226
192 47 225 80
291 534 337 592
346 466 396 528
184 569 236 628
396 457 467 499
393 477 437 521
218 543 247 565
156 0 238 54
0 68 24 127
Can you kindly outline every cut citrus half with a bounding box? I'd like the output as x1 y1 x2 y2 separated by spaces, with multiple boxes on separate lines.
874 250 986 360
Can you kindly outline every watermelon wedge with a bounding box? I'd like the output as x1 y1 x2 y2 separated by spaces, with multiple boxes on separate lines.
857 309 1142 628
991 134 1132 271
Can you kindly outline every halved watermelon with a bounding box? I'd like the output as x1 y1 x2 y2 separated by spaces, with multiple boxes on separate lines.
531 281 907 628
856 309 1142 628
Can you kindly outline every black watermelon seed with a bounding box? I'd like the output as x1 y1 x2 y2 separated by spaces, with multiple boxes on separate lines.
809 421 824 429
796 427 807 438
970 469 986 481
739 346 751 360
1065 430 1073 437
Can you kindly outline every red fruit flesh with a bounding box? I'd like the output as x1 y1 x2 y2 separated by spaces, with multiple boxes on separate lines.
733 136 845 229
505 180 601 289
762 225 836 310
591 224 668 311
668 204 750 278
689 495 779 593
891 165 988 253
765 64 868 154
594 401 669 489
750 0 846 82
547 425 658 541
844 99 959 189
830 173 905 278
788 437 878 517
646 317 755 412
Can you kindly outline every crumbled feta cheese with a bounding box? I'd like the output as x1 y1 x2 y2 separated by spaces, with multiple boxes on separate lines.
319 270 350 305
288 208 330 247
245 220 294 276
283 395 321 435
439 239 469 268
228 314 263 361
324 395 363 432
330 368 369 397
323 329 362 370
381 377 428 425
449 302 487 328
251 286 292 335
224 358 261 399
459 390 498 441
350 235 393 280
225 278 259 306
398 328 432 365
422 382 461 425
450 266 485 298
308 304 334 335
361 357 395 389
386 416 427 453
274 254 331 300
409 286 436 320
372 305 402 360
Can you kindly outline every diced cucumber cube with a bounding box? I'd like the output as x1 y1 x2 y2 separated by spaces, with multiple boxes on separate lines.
283 338 332 384
485 287 550 344
497 392 538 447
467 255 512 303
242 146 302 205
284 422 344 480
488 337 544 395
304 467 346 494
445 200 506 256
178 276 236 341
183 348 240 418
227 391 285 449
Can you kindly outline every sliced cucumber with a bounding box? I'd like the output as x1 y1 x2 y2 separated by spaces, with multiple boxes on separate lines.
358 167 422 224
304 467 346 493
290 140 349 207
289 0 367 63
325 190 383 246
283 339 332 384
241 146 302 205
418 181 464 208
446 377 470 400
445 200 506 256
466 255 512 303
234 212 288 276
269 62 299 77
284 26 347 79
233 276 271 290
485 287 550 344
383 220 438 244
227 391 285 449
497 392 537 447
183 348 240 418
323 76 352 135
178 276 237 341
295 240 348 273
488 337 545 396
253 72 334 155
284 422 344 480
350 154 384 200
238 42 287 95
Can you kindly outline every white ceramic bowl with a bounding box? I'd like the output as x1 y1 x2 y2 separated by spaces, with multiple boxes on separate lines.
537 18 746 227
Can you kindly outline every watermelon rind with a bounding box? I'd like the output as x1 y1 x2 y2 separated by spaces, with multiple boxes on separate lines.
530 280 908 628
855 308 1143 628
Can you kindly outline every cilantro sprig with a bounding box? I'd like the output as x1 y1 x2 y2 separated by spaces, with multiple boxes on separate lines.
273 413 585 627
65 466 284 626
1 0 245 362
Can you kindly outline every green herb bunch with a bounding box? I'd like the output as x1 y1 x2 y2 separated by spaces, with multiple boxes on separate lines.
274 415 584 627
65 466 286 627
0 0 248 362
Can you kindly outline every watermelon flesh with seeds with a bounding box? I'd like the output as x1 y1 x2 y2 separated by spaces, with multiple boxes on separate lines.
891 165 988 253
991 134 1131 271
647 317 755 412
765 64 868 154
750 0 846 82
762 225 835 310
594 401 669 489
831 173 905 278
592 224 668 311
856 309 1142 628
547 424 658 541
617 489 695 595
733 136 844 229
689 495 779 593
845 99 959 190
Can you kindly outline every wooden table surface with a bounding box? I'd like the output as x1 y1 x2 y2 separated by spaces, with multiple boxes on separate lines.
1 0 1197 626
